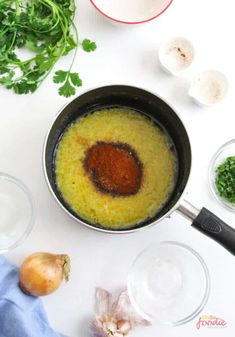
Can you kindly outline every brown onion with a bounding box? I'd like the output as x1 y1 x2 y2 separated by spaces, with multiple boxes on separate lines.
19 252 70 296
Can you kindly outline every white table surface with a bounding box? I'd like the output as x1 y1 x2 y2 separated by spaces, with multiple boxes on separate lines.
2 0 235 336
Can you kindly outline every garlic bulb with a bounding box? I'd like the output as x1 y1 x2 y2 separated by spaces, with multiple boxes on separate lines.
90 288 150 337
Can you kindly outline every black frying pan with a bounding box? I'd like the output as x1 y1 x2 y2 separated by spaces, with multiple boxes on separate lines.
43 85 235 255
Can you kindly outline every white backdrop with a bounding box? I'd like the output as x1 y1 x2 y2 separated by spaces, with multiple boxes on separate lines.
2 0 235 336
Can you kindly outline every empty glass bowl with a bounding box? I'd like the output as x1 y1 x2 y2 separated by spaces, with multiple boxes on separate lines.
127 241 210 326
0 173 35 253
209 140 235 211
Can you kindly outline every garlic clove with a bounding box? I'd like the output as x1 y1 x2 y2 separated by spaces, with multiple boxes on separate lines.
117 320 131 335
103 321 117 333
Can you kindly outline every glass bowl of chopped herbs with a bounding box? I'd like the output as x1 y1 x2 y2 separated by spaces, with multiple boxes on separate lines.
209 140 235 211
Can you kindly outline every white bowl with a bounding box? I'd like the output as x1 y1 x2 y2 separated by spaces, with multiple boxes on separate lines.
189 70 228 107
158 37 195 76
90 0 174 25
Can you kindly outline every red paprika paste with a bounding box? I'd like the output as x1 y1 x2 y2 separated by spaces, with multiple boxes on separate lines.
84 142 143 196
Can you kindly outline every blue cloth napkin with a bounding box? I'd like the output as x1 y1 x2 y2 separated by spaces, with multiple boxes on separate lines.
0 256 66 337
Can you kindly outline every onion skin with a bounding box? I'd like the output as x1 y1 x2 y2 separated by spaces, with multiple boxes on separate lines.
19 252 70 296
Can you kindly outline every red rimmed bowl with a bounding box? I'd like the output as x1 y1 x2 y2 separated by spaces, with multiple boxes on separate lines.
90 0 174 25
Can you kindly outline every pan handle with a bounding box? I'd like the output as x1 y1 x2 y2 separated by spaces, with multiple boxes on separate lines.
177 200 235 256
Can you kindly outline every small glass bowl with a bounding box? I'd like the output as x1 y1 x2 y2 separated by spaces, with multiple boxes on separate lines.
208 140 235 211
0 173 35 253
127 241 210 326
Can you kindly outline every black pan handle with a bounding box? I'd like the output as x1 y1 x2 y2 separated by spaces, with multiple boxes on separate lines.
192 207 235 255
177 200 235 255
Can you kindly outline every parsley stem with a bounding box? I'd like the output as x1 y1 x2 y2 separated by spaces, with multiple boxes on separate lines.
15 0 19 14
7 31 17 53
69 21 79 73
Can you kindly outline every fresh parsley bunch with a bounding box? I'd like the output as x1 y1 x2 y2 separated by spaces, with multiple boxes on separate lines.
0 0 96 97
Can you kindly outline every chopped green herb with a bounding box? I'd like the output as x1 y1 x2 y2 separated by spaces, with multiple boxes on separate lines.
0 0 96 97
215 156 235 204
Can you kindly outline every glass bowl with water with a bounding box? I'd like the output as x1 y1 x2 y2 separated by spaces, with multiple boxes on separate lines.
127 241 210 326
0 173 35 253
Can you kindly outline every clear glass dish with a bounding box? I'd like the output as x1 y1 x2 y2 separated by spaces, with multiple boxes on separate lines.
127 241 210 326
208 139 235 211
0 173 35 253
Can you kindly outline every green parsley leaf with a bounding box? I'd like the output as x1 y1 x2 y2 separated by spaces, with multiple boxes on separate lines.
38 59 54 72
58 79 75 97
0 67 8 75
13 81 38 94
82 38 97 52
53 70 68 83
69 72 82 87
25 40 45 53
